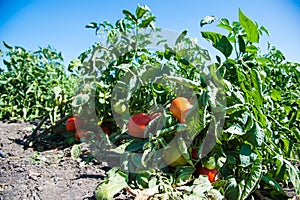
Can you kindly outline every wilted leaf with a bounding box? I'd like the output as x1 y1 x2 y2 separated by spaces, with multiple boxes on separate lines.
71 144 81 160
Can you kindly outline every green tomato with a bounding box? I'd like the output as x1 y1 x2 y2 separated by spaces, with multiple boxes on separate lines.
203 157 216 170
113 101 126 114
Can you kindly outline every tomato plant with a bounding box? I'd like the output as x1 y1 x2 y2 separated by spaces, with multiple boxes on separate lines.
66 6 300 200
0 44 76 122
4 4 297 200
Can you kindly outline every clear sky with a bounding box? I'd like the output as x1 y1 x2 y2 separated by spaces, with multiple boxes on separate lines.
0 0 300 65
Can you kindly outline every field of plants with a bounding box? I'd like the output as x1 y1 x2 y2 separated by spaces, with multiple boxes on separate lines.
0 5 299 200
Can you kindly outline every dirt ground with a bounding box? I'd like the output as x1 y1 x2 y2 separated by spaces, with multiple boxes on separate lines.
0 120 299 200
0 121 132 200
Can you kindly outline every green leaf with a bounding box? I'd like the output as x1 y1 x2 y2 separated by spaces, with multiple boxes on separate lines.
3 41 12 49
271 89 281 101
225 177 241 200
136 171 151 188
175 29 188 45
72 93 90 107
261 176 286 196
239 8 259 43
95 170 128 200
177 133 193 165
224 124 245 136
244 122 264 147
251 69 263 108
238 35 246 53
125 139 144 152
140 16 156 29
122 9 137 22
136 5 150 19
240 144 257 167
85 22 98 29
175 166 195 186
217 18 232 32
260 26 270 36
240 158 263 199
192 176 213 196
68 58 82 72
282 159 300 194
163 75 201 89
71 144 81 160
200 16 217 27
201 31 232 58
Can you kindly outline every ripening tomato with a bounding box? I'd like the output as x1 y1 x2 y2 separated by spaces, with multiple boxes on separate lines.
128 113 152 138
169 97 193 123
66 117 83 132
196 167 218 183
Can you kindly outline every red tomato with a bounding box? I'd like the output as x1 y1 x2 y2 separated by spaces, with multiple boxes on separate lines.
66 117 76 132
191 148 199 160
128 113 152 138
196 167 218 183
101 125 111 136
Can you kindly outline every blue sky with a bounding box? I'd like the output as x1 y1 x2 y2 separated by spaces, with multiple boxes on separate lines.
0 0 300 65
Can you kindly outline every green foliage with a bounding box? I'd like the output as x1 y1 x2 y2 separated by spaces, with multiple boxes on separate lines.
2 4 298 200
200 8 300 199
76 6 300 200
0 44 76 121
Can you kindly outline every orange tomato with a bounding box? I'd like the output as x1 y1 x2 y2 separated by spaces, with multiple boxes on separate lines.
128 113 152 138
66 116 83 132
169 97 193 123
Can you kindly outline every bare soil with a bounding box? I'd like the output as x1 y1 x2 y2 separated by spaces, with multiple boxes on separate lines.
0 121 131 200
0 120 298 200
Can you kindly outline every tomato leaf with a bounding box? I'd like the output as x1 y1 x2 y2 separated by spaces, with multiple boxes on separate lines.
240 144 257 167
240 158 263 199
122 9 137 22
243 122 264 147
201 31 233 58
225 177 241 200
282 158 300 195
261 176 286 196
192 176 213 196
239 8 259 43
136 4 150 19
71 144 81 160
200 16 217 27
238 35 246 53
175 166 195 186
175 29 188 45
224 124 245 136
95 169 128 200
